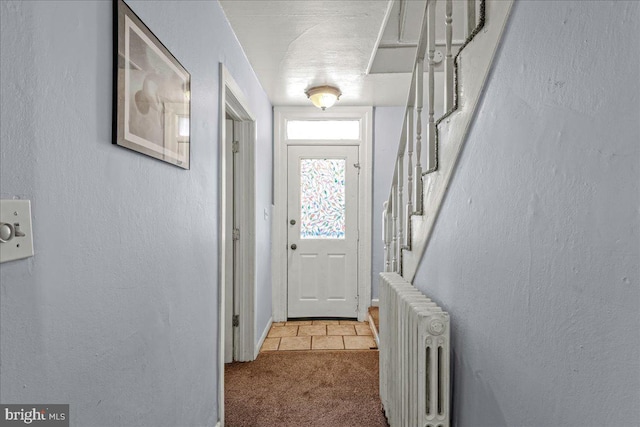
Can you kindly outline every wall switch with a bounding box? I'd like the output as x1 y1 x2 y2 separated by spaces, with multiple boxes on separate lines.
0 200 34 263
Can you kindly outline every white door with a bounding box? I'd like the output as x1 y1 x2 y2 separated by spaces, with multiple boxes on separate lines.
224 117 243 363
287 145 359 318
224 118 236 363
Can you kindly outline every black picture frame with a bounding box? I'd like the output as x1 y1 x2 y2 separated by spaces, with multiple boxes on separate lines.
113 0 191 169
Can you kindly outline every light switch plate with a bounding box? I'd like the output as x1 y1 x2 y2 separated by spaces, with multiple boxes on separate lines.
0 200 34 263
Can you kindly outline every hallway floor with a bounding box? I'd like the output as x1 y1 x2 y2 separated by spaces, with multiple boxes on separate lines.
226 318 386 426
261 320 377 352
225 350 388 427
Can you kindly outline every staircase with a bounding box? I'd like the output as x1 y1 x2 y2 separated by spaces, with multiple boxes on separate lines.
382 0 514 281
378 2 513 425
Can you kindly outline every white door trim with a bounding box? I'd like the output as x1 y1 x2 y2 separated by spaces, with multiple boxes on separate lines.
272 106 373 322
218 63 257 426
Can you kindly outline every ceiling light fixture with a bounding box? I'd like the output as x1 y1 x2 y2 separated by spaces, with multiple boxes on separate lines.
305 85 341 110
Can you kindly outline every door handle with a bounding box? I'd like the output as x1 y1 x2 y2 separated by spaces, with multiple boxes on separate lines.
290 244 297 250
290 219 296 225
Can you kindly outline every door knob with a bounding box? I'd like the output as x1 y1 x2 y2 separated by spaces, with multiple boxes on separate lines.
290 219 296 225
290 244 297 250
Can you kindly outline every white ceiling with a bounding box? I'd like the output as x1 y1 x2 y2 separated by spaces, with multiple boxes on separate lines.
219 0 420 107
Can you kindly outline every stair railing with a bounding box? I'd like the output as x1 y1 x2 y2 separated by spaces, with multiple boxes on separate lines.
383 0 485 274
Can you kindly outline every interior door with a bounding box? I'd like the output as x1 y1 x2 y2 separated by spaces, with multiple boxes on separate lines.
232 120 241 360
224 117 241 363
224 118 236 363
287 145 359 318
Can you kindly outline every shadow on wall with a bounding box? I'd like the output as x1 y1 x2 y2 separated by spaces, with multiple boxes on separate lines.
452 346 508 427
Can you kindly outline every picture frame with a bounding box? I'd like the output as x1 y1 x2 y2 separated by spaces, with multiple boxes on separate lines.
113 0 191 169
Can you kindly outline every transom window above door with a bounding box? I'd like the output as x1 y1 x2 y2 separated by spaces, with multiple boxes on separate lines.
287 120 360 140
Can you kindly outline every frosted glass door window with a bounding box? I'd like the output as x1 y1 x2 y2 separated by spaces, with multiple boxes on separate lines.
300 159 346 239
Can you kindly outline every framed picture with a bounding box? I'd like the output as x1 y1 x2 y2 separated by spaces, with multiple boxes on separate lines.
113 0 191 169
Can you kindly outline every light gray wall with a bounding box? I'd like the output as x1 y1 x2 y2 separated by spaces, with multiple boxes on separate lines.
372 107 405 299
0 1 272 426
412 1 640 426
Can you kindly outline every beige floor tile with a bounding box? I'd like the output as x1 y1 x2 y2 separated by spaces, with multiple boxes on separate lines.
312 336 344 350
267 325 298 338
343 335 376 350
260 337 280 351
297 325 327 336
279 336 311 351
338 320 361 325
285 320 313 326
327 325 356 336
355 324 373 336
312 320 340 325
272 322 285 327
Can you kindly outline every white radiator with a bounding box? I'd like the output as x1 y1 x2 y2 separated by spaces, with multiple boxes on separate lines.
379 272 450 427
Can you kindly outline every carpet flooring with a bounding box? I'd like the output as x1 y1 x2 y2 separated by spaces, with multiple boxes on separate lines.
225 350 389 427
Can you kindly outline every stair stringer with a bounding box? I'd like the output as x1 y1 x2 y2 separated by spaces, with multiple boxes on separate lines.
402 0 514 282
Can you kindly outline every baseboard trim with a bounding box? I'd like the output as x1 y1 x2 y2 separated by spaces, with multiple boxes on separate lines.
255 317 273 358
371 298 379 307
368 313 380 348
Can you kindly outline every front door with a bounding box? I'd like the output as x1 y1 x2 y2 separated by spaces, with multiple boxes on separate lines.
287 145 359 318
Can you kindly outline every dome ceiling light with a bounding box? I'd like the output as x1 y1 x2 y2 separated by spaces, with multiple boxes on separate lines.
305 85 341 110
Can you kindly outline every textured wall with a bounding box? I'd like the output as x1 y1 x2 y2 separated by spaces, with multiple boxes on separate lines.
413 1 639 426
0 1 272 426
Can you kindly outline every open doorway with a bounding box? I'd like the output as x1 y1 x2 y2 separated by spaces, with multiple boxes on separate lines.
218 63 257 425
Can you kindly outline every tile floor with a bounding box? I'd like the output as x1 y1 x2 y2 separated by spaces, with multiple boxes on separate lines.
261 320 378 352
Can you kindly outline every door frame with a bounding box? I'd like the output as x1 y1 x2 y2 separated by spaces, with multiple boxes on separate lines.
218 63 256 425
272 106 373 322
